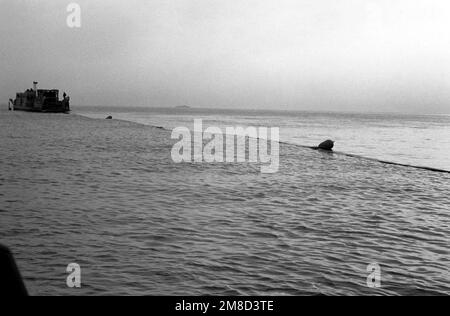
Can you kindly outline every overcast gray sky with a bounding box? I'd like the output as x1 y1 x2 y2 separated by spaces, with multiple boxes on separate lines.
1 0 450 113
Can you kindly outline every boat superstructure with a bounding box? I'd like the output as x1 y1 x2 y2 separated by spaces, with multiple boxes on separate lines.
9 82 70 113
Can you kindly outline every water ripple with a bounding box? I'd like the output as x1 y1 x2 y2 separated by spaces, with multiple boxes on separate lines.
0 112 449 296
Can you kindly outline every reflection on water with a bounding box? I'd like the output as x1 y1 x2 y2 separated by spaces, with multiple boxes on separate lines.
0 110 449 296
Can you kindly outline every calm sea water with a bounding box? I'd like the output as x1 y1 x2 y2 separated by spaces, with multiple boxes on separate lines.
0 107 449 296
76 106 450 172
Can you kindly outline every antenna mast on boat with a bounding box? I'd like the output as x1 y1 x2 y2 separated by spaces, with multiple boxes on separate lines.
33 81 38 96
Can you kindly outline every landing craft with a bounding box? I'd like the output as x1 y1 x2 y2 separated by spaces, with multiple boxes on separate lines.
9 82 70 113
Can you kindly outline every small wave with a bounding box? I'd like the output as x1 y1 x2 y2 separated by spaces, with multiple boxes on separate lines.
328 150 450 174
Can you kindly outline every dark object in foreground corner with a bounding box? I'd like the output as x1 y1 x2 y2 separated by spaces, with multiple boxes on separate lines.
312 139 335 151
0 244 28 296
106 116 113 120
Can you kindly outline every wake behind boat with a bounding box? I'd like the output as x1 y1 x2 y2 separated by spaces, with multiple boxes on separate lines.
8 82 70 113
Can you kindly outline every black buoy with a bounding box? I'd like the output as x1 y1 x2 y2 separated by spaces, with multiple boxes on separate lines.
311 140 335 151
0 244 28 296
106 116 113 120
318 140 334 151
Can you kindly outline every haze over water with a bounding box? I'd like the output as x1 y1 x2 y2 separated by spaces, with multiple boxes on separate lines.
2 0 450 115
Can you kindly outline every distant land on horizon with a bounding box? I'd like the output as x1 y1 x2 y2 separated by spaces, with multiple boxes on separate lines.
68 104 450 116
